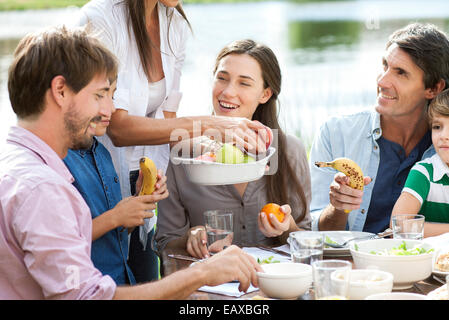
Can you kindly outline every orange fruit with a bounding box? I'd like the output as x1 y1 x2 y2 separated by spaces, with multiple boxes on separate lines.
261 203 284 227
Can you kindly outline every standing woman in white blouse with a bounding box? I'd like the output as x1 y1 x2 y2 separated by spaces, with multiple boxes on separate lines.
77 0 269 283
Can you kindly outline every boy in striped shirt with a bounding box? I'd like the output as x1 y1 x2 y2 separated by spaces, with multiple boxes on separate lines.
392 89 449 237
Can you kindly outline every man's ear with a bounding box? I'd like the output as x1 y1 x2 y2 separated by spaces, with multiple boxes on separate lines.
50 75 68 107
425 78 446 100
259 87 273 104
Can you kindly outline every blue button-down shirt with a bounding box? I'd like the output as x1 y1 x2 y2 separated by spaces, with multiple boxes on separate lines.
309 110 435 232
63 138 135 285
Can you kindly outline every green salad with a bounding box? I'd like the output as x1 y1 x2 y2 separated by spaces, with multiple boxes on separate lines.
257 256 280 264
359 241 434 256
325 236 339 247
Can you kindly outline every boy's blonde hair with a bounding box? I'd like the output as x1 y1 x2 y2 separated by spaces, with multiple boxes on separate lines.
428 88 449 124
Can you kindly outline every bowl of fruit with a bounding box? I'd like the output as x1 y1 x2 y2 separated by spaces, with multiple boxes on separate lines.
172 142 276 185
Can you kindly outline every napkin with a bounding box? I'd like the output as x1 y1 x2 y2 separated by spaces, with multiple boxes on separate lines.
198 282 258 297
197 246 290 297
273 244 291 255
138 215 157 250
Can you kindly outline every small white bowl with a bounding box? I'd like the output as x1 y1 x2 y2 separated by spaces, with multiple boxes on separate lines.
172 147 276 185
344 269 394 300
257 262 313 299
365 292 429 300
350 239 434 290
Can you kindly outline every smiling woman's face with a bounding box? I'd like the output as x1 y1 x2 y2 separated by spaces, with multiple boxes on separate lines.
212 53 272 120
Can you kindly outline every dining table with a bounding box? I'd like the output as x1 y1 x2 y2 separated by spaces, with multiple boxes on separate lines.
160 246 444 300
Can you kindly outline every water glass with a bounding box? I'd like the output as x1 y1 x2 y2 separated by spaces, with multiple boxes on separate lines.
203 210 234 252
289 231 324 263
312 260 352 300
291 249 323 265
391 214 425 240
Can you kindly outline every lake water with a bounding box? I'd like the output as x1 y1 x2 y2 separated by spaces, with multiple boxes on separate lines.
1 0 449 148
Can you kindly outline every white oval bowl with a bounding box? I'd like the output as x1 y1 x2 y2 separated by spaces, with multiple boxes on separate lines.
256 262 313 299
365 292 429 300
349 239 434 290
172 147 275 185
333 269 394 300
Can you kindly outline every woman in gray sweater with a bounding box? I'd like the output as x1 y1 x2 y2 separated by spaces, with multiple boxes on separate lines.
155 39 312 259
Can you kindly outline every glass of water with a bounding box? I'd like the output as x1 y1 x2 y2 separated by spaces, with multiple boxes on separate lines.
312 260 352 300
289 231 324 264
391 214 425 240
291 248 323 265
203 210 234 253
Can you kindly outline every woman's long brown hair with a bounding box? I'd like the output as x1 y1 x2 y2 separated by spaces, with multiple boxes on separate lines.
122 0 191 80
213 40 308 215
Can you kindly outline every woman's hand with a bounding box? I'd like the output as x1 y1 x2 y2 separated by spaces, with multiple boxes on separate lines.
186 226 209 259
258 204 293 237
204 116 269 155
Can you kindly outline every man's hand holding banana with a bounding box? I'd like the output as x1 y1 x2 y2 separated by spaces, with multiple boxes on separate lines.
329 173 372 213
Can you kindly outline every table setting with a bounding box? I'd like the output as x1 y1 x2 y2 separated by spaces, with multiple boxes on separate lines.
162 224 449 300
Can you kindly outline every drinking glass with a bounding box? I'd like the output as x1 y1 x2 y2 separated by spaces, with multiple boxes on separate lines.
291 249 323 265
391 214 425 240
312 260 352 300
289 231 324 264
203 210 234 253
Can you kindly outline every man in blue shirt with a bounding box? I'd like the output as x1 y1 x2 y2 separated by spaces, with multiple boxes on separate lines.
310 23 449 233
64 81 169 284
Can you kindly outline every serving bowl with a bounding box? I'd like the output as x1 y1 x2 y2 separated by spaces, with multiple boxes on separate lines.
334 269 393 300
256 262 312 299
349 239 434 290
172 147 276 185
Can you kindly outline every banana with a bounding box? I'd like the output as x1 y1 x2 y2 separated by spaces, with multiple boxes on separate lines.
315 157 364 213
139 156 158 196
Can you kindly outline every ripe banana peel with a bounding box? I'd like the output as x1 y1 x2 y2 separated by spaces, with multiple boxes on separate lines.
315 157 364 213
139 156 158 196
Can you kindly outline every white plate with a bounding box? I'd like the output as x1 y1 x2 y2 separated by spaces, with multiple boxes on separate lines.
432 253 449 278
431 249 449 279
172 147 276 185
433 268 449 278
322 231 375 257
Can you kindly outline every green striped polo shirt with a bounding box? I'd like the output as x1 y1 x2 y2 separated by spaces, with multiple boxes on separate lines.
402 153 449 223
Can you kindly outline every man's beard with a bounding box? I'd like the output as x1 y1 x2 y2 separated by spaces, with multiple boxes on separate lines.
64 108 101 150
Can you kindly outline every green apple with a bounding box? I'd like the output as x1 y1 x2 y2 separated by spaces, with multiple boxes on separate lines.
243 154 255 163
216 143 245 164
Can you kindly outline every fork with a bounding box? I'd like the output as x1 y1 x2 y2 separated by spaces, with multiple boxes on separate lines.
324 229 393 249
324 235 377 248
256 246 291 257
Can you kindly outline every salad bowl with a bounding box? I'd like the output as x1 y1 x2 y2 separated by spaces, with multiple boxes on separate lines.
349 239 435 289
